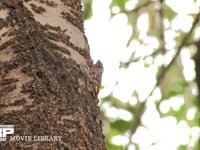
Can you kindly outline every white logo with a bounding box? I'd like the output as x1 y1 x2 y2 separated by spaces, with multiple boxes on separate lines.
0 125 14 141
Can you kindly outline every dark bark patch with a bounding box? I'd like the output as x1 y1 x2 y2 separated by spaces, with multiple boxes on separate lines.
60 0 82 12
0 39 14 51
29 3 46 14
39 0 57 7
61 11 83 32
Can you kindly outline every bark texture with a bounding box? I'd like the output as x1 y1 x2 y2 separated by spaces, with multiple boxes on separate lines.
0 0 105 149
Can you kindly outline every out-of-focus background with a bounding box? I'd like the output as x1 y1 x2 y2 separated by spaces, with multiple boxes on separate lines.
83 0 200 149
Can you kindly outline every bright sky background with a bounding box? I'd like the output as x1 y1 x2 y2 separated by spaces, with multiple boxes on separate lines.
84 0 200 149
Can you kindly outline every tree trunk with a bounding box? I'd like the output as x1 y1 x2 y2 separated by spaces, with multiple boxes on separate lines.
0 0 105 149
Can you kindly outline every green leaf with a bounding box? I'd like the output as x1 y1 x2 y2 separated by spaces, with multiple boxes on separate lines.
166 81 189 98
107 127 121 137
110 119 132 132
110 0 127 10
177 145 187 150
192 139 200 150
115 0 126 9
174 32 185 43
171 104 186 120
83 2 93 20
106 142 124 150
164 5 177 20
159 59 185 99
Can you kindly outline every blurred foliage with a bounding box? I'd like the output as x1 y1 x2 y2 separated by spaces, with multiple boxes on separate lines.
83 0 93 20
110 0 127 10
83 0 200 149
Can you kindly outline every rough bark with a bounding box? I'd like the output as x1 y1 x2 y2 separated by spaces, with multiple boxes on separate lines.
0 0 105 149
